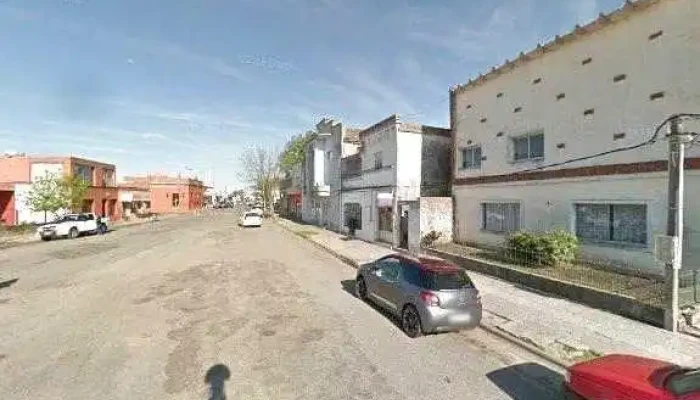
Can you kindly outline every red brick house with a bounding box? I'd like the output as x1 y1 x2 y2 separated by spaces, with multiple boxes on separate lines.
120 175 206 215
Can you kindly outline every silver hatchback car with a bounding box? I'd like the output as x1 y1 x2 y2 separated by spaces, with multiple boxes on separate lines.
355 254 482 338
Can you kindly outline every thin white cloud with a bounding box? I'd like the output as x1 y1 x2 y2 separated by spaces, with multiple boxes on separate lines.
142 132 167 140
401 0 536 63
0 4 247 82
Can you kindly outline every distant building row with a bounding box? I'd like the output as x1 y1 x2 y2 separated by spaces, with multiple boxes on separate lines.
281 0 700 274
0 154 206 225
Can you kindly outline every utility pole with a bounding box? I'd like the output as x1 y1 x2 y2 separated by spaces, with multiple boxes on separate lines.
664 117 692 332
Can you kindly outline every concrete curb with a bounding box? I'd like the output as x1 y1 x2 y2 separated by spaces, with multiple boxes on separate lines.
274 218 573 369
478 323 570 369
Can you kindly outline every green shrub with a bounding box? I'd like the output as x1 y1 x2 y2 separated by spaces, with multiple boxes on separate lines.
507 230 578 267
421 230 443 248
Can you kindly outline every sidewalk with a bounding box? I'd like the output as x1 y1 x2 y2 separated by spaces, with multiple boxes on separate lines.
276 217 700 367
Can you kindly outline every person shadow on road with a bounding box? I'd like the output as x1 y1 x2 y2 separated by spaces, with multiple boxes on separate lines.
205 364 231 400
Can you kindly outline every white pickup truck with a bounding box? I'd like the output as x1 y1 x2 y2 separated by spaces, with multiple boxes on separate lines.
37 213 109 241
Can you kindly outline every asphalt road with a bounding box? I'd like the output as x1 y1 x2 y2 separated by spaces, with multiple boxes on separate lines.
0 211 566 399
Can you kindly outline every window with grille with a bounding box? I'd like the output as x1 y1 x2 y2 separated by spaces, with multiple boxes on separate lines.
73 164 94 184
512 132 544 162
344 203 362 230
575 203 647 245
481 203 520 233
374 152 383 169
460 146 482 169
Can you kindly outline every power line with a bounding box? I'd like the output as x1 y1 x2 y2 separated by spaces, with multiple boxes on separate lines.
517 113 700 174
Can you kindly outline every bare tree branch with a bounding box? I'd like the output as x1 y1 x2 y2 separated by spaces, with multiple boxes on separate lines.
239 145 280 214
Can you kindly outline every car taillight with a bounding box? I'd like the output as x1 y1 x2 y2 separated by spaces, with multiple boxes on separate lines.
419 290 440 307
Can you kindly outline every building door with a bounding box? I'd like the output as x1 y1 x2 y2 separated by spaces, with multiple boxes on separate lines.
109 199 117 218
377 206 393 243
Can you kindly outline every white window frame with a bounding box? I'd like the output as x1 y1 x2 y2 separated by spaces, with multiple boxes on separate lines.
569 200 650 248
480 201 522 234
510 130 544 163
460 145 482 170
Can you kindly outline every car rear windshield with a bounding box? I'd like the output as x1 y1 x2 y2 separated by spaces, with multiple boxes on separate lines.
245 213 260 218
424 270 473 290
667 369 700 396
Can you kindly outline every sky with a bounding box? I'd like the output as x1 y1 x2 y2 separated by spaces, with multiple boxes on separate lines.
0 0 622 191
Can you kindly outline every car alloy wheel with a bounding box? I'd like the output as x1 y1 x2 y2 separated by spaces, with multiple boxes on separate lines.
356 277 368 301
402 305 423 338
69 227 79 239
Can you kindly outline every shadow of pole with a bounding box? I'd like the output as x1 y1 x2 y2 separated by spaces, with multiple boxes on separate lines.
205 364 231 400
0 278 18 290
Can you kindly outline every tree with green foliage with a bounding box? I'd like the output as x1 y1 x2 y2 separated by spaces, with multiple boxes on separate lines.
25 173 66 223
61 174 90 213
279 130 316 172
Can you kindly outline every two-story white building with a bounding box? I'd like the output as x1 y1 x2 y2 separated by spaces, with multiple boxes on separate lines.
301 118 361 230
341 115 452 248
450 0 700 274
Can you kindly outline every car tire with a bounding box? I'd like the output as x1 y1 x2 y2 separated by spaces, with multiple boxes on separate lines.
401 305 424 338
68 227 79 239
356 277 368 301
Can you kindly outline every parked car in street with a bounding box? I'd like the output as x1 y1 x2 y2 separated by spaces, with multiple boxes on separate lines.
239 211 262 228
355 254 482 338
36 213 109 241
564 354 700 399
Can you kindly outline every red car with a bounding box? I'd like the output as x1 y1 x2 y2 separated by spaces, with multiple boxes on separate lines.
564 354 700 399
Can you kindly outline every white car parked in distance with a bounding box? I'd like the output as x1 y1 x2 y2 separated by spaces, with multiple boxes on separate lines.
239 211 263 227
37 213 109 241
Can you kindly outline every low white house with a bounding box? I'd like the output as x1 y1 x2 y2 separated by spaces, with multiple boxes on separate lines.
450 0 700 274
341 115 452 248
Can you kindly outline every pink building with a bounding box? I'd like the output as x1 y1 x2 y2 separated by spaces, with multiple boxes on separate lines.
119 175 206 215
0 154 118 226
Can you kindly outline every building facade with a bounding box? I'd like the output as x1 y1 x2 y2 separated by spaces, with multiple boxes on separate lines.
279 165 303 220
301 118 360 230
450 0 700 273
341 115 451 247
0 154 118 225
120 175 206 215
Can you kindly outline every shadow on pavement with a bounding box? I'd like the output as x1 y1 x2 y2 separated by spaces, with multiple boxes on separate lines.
340 279 403 331
486 362 564 400
0 278 18 290
205 363 231 400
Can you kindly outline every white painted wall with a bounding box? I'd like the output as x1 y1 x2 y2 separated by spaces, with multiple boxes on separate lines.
454 172 700 274
14 183 67 224
341 189 381 242
30 163 64 181
396 130 422 200
451 0 700 274
453 0 700 180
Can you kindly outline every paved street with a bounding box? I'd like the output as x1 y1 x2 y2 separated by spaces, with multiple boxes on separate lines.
1 212 565 399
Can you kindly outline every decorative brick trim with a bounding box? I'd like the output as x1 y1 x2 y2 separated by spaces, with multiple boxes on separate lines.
454 158 700 186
